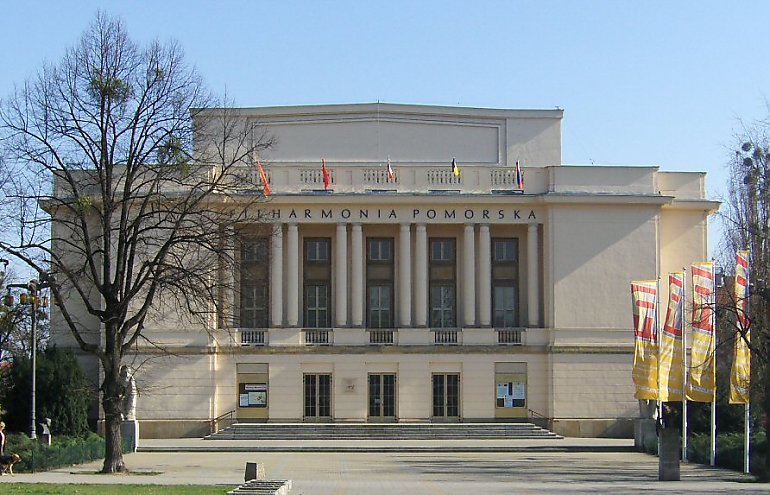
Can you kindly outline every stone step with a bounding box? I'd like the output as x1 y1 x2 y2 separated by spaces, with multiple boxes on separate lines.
206 422 562 440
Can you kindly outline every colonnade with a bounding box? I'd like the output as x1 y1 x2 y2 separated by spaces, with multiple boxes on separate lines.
268 222 540 328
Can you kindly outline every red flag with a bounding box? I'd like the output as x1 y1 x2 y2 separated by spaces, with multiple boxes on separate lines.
322 159 331 189
257 160 271 196
514 160 524 190
387 156 395 182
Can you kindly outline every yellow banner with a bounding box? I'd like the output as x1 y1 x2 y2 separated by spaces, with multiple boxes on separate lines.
659 273 684 402
730 250 750 404
686 262 715 402
631 280 658 400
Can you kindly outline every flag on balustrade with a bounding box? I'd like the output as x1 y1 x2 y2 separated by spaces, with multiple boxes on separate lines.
322 159 331 189
387 155 395 182
730 250 751 404
686 262 716 402
659 272 684 402
257 160 271 196
451 157 460 177
514 160 524 190
631 280 659 400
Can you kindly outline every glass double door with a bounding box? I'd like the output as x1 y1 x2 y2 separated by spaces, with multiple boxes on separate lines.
432 374 460 420
304 374 332 419
368 374 396 420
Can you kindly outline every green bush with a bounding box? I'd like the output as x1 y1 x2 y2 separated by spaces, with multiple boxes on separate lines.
2 347 93 436
688 431 766 477
5 432 105 472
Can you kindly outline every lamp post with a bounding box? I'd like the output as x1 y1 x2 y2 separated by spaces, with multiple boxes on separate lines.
4 276 49 440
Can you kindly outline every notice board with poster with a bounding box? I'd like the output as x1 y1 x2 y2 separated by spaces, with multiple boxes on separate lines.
239 383 268 408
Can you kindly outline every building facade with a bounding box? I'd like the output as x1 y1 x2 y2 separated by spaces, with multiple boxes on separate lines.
52 103 718 438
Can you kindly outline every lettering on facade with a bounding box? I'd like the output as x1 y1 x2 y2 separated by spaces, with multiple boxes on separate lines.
262 208 539 223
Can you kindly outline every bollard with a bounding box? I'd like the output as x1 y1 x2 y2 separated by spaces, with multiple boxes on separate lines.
658 428 681 481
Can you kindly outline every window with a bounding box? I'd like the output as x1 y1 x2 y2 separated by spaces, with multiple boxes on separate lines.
429 238 456 328
304 238 331 328
492 238 519 328
239 237 269 328
367 238 394 328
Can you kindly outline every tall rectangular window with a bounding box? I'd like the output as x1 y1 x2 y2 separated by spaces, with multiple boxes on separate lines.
492 238 519 328
239 238 269 328
429 238 456 328
304 238 331 328
367 238 394 328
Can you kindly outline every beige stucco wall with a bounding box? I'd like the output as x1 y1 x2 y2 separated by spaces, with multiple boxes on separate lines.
548 204 659 330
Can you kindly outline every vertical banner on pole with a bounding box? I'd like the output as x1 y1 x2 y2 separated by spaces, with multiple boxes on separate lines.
730 250 751 474
686 262 716 402
631 281 659 400
730 250 751 404
660 273 685 402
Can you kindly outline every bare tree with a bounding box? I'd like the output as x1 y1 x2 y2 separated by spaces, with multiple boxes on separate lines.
720 118 770 477
0 13 271 472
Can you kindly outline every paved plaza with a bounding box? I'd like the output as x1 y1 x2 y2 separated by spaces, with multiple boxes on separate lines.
1 438 768 494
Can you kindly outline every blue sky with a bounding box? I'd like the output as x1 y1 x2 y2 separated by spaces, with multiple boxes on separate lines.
3 1 769 253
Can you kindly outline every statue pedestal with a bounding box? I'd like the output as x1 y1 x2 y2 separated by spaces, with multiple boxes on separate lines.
120 420 139 453
634 418 657 452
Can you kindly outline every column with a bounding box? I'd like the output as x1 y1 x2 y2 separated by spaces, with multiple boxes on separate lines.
351 223 364 326
478 224 491 327
527 223 540 327
398 223 412 327
286 223 299 327
270 224 284 327
335 223 348 327
414 224 428 327
462 224 476 327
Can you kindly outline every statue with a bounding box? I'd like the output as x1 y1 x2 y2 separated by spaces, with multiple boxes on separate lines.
119 365 138 421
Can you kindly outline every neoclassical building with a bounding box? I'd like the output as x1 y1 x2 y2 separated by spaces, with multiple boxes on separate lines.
52 103 718 437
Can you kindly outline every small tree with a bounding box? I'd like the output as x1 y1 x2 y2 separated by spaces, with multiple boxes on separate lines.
0 12 271 472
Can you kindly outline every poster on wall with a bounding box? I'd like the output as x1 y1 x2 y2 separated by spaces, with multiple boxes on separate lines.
496 381 526 408
239 383 268 408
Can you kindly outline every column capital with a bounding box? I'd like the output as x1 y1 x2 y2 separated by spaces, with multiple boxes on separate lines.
415 223 427 232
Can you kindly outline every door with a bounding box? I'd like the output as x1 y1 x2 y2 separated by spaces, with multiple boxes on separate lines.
304 374 332 420
368 374 396 421
432 373 460 420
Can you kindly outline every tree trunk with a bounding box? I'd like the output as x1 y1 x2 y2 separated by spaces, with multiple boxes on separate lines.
101 365 126 473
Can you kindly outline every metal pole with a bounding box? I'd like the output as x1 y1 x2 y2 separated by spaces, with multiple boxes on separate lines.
710 264 717 467
682 268 688 462
30 291 37 440
745 402 750 473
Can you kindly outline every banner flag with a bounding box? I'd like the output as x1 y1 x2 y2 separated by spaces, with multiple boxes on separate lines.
514 160 524 190
631 280 659 400
451 157 460 177
257 160 271 196
659 272 685 401
686 262 716 402
322 159 331 189
730 250 751 404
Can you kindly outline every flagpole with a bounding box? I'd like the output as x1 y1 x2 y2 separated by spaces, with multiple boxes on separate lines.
682 267 688 462
744 250 751 474
710 262 717 467
656 277 662 458
745 402 750 473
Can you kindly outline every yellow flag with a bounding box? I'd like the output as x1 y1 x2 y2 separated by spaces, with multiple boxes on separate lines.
730 250 750 404
631 280 658 400
659 273 684 402
686 262 715 402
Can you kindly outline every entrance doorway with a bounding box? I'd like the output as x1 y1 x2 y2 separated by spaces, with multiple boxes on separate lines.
432 373 460 420
368 374 396 421
304 373 332 420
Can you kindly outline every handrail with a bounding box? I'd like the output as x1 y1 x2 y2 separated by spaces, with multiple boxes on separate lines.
527 408 553 431
210 409 236 434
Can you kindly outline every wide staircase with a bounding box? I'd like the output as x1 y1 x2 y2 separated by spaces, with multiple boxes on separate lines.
205 422 561 441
